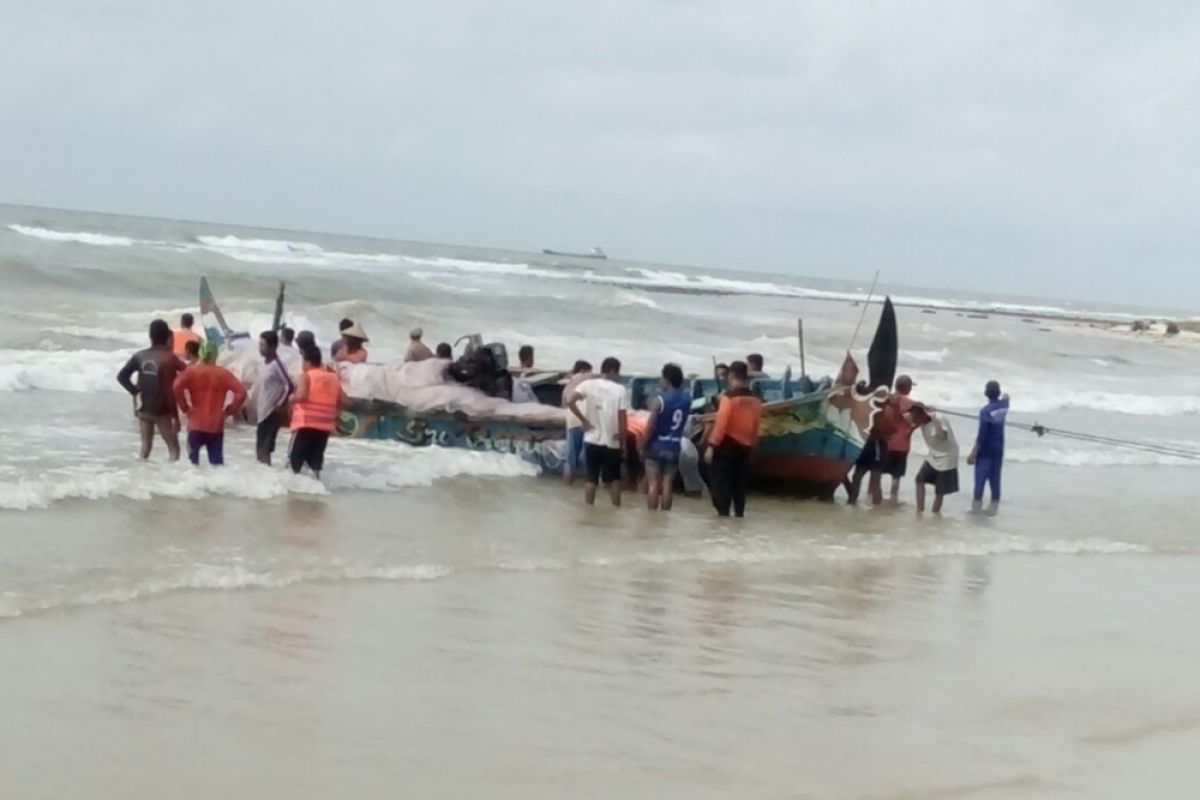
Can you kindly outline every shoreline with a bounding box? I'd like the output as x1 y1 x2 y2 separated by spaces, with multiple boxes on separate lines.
612 278 1198 339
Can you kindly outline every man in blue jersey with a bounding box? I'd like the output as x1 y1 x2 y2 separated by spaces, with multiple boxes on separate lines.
643 363 691 511
967 380 1009 512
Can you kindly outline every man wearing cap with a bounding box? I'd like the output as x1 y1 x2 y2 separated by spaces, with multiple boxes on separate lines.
405 327 433 362
967 380 1010 512
173 341 247 466
333 324 369 364
881 374 917 504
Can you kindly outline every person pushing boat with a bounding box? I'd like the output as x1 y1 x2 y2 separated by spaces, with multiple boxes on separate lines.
911 403 959 514
290 344 344 479
567 357 628 507
882 374 917 504
705 361 763 518
643 363 690 511
333 324 369 364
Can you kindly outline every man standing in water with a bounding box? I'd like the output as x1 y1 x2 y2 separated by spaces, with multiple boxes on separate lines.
290 344 343 479
252 330 294 466
706 361 763 517
117 319 186 461
172 313 202 359
911 403 959 514
173 341 247 466
561 360 594 486
967 380 1009 512
278 326 301 377
643 363 690 511
567 357 628 507
881 374 917 504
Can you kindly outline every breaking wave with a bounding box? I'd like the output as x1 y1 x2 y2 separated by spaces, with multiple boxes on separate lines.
0 349 127 392
193 234 403 267
0 446 538 511
7 223 139 247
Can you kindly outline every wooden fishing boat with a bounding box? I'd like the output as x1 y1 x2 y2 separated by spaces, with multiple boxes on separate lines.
199 275 898 499
628 375 887 499
335 398 567 474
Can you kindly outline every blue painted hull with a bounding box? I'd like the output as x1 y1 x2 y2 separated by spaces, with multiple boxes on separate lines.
337 398 567 473
337 380 882 498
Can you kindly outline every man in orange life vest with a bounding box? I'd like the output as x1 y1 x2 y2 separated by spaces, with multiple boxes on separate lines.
172 313 202 359
290 343 344 478
705 360 763 518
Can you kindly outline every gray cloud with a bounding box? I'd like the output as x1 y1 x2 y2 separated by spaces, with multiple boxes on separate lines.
4 1 1200 307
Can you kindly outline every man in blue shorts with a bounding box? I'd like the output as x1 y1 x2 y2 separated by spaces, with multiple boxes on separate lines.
561 360 593 485
967 380 1009 512
643 363 690 511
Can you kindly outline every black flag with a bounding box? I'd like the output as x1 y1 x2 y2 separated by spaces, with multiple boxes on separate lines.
866 297 898 391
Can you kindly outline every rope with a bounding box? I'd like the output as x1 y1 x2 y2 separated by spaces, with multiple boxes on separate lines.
933 407 1200 461
846 270 881 353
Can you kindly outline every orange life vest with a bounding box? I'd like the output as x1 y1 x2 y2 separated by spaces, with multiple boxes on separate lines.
291 368 340 432
172 328 201 357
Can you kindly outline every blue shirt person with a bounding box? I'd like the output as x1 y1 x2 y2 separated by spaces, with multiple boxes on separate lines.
643 363 690 512
967 380 1009 511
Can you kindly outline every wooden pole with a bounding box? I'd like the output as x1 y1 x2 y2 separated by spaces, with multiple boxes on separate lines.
797 318 806 378
847 269 881 353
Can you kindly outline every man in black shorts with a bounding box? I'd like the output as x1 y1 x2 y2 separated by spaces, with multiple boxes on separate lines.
567 357 628 507
252 330 294 465
844 435 884 505
911 403 960 514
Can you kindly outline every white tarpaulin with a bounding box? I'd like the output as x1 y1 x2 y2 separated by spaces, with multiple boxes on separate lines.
219 344 565 426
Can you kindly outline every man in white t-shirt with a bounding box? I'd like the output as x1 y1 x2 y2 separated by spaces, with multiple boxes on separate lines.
561 360 594 485
567 356 628 507
911 403 960 514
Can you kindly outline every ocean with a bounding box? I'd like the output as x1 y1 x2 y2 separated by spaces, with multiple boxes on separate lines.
3 203 1200 798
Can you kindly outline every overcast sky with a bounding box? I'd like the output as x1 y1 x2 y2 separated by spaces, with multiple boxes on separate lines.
4 1 1200 307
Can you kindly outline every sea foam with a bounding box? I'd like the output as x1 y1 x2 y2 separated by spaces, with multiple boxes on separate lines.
7 223 139 247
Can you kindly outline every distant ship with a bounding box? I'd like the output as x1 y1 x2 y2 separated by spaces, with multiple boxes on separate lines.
542 246 607 260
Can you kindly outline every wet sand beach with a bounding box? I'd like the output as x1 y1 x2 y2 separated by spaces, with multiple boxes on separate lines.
3 206 1200 797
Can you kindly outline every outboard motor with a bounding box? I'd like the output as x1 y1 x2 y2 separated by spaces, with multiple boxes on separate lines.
484 342 509 372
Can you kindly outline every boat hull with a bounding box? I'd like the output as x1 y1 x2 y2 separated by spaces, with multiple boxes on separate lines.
337 384 881 499
746 388 875 498
336 398 567 473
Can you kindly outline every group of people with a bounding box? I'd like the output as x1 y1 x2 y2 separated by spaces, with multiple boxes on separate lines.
117 316 347 478
119 313 1009 517
562 355 766 518
846 375 1010 514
